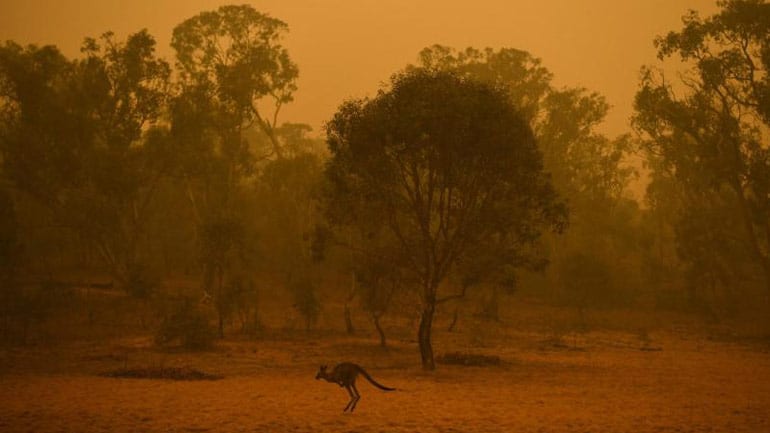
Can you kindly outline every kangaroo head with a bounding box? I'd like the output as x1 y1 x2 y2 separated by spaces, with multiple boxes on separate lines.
315 364 327 380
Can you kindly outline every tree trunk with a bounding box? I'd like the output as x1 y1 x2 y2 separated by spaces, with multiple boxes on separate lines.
344 304 355 335
373 314 387 348
217 267 225 338
21 318 29 345
418 304 436 370
218 314 224 339
345 269 357 334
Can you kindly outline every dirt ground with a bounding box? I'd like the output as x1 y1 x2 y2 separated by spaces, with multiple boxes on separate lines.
1 327 769 433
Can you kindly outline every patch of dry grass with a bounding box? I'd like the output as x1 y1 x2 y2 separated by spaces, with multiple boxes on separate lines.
2 286 769 432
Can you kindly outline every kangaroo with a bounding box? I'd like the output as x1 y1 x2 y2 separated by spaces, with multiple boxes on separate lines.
315 363 395 412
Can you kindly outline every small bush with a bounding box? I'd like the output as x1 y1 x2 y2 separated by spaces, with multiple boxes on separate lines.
156 302 216 350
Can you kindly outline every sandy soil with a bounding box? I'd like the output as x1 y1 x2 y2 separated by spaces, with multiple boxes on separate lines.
1 331 769 433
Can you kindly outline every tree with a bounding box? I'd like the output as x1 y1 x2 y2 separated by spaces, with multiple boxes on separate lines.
251 124 328 333
325 70 566 369
0 31 172 295
634 0 770 305
171 4 298 159
170 5 298 332
412 45 641 309
255 142 325 275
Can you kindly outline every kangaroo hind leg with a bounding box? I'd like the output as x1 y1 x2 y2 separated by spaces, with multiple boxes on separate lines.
343 385 356 412
349 382 361 412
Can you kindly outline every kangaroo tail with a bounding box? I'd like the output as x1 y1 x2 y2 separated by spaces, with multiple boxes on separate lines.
357 367 395 391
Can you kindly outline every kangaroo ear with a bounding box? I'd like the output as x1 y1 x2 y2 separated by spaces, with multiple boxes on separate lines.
321 364 327 370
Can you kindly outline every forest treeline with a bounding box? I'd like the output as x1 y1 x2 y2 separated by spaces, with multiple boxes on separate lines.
0 1 768 369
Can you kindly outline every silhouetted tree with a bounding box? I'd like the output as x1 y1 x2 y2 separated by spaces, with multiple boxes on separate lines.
325 70 566 369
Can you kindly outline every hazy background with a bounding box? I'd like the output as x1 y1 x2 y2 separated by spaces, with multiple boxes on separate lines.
0 0 718 136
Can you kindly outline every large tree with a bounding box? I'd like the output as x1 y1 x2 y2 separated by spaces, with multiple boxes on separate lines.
634 0 770 304
412 45 640 309
325 70 566 369
170 5 299 335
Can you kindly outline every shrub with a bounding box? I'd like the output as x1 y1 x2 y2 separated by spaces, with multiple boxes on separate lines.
124 263 160 298
156 302 216 350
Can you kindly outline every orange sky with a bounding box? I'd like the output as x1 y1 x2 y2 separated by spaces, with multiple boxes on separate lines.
0 0 719 137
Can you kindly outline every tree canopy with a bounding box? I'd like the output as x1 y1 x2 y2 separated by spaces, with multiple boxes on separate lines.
0 31 172 295
172 4 298 159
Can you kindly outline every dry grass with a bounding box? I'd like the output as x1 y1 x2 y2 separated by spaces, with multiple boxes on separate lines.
1 287 769 432
1 327 769 432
